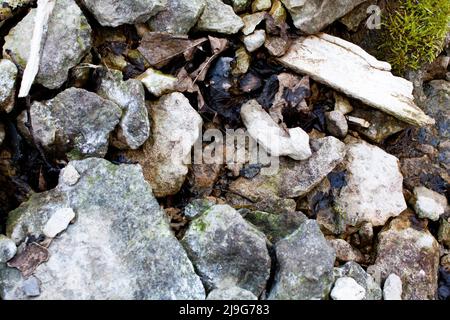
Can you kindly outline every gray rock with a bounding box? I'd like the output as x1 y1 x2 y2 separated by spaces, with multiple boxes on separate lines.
195 0 244 34
97 69 150 150
328 239 364 264
371 212 440 300
268 220 336 300
281 0 366 34
383 274 402 300
439 217 450 248
331 277 365 300
137 68 178 97
0 59 17 113
242 12 265 35
334 141 407 227
231 0 250 12
326 110 348 138
245 210 307 243
207 286 258 300
336 261 382 300
349 106 407 144
2 158 205 300
148 0 205 34
181 204 271 296
22 276 41 297
3 0 92 89
0 235 17 263
183 198 216 220
413 186 448 221
124 92 202 197
82 0 165 27
252 0 271 12
243 30 266 53
18 88 122 159
229 136 346 201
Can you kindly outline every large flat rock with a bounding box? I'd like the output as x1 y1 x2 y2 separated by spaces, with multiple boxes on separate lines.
278 33 435 127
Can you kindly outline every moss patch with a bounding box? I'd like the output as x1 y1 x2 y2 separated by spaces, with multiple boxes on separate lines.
381 0 450 74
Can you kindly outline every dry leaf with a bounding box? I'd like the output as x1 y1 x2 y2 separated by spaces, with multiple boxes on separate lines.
191 36 228 83
8 242 50 277
138 32 207 68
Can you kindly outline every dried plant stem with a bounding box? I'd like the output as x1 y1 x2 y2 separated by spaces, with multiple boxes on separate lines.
18 0 56 98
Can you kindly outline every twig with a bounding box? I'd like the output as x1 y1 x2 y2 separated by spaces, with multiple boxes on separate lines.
18 0 56 98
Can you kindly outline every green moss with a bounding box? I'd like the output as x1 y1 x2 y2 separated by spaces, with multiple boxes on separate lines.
380 0 450 74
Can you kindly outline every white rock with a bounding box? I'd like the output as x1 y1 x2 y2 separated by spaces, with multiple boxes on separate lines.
413 186 448 221
278 33 435 127
334 93 353 115
195 0 244 34
243 30 266 53
43 208 75 238
127 93 203 197
383 274 402 300
0 235 17 263
137 68 177 97
335 141 407 226
241 99 312 160
331 277 366 300
59 164 80 186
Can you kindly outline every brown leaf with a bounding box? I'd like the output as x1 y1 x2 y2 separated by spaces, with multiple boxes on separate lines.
190 36 229 83
138 32 208 68
8 243 49 277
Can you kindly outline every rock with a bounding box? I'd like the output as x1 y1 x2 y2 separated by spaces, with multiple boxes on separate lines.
229 136 346 200
328 239 364 264
59 164 80 186
1 158 205 299
181 204 271 296
439 218 450 248
413 186 448 221
0 235 17 263
96 69 150 150
383 274 402 300
183 198 217 220
336 261 382 300
347 115 370 128
0 0 32 26
4 0 91 89
240 99 312 161
326 110 348 138
42 208 75 238
278 33 435 127
331 277 366 300
349 105 408 143
339 1 373 32
281 0 366 34
125 93 202 197
242 12 265 35
18 88 122 159
252 0 271 12
195 0 244 34
371 212 440 300
188 163 222 196
264 36 290 57
231 0 250 12
268 220 336 300
243 30 266 53
137 68 178 97
245 210 307 243
81 0 165 27
232 46 251 75
0 59 17 113
207 286 258 300
334 141 407 227
0 123 4 146
334 93 353 115
148 0 205 34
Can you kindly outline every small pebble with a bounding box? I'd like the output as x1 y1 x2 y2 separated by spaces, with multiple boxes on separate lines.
383 274 402 300
43 208 76 238
331 277 366 300
243 30 266 53
0 235 17 263
60 164 81 186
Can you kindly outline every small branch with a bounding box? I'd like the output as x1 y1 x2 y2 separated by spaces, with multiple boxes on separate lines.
18 0 56 98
